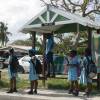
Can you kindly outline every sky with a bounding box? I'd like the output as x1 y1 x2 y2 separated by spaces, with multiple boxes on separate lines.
0 0 100 44
0 0 43 43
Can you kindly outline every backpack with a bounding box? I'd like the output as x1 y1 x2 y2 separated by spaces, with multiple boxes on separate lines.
77 65 81 77
10 55 19 70
31 59 42 74
35 59 42 74
86 57 97 79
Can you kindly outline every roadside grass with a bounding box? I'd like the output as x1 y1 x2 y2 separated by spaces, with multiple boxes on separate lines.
0 80 8 88
0 69 98 93
47 78 70 90
0 70 9 88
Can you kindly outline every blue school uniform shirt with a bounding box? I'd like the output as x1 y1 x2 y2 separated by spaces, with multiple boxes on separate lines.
68 56 80 81
45 36 54 63
46 36 54 55
29 58 39 81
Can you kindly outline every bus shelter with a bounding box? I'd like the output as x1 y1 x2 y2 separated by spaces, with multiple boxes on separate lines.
20 5 100 88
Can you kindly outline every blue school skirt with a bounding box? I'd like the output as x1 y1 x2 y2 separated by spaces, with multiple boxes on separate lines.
68 67 78 81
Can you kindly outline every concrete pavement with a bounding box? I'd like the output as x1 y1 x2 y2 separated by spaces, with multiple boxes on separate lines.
0 89 100 100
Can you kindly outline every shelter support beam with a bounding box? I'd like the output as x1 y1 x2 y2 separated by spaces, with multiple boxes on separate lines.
97 29 100 90
87 28 92 50
31 31 36 49
97 73 100 90
42 34 46 87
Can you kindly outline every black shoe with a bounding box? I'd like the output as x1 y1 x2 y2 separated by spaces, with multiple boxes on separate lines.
83 92 90 97
13 89 18 92
84 89 91 97
73 90 79 96
51 74 55 78
47 74 50 77
28 91 33 95
68 89 73 94
7 89 13 93
33 90 37 94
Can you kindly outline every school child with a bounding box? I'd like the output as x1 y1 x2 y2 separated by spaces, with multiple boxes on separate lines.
67 50 80 96
7 48 18 93
28 49 42 94
45 34 55 77
80 48 96 96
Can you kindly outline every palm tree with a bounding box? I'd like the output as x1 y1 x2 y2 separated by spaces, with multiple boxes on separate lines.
0 22 11 47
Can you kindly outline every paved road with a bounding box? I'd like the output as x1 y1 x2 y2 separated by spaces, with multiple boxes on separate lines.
0 89 100 100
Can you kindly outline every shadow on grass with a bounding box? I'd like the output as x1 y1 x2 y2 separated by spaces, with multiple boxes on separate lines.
0 80 8 88
91 90 100 96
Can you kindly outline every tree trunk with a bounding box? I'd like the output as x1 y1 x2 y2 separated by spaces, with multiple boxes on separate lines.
72 24 80 49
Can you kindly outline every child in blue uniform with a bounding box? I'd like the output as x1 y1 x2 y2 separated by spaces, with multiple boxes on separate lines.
7 48 18 93
28 49 39 94
80 48 93 96
67 50 80 96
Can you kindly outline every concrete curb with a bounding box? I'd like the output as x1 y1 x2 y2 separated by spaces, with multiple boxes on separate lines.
0 89 99 100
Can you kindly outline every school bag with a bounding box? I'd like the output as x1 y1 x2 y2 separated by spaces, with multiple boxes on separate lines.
10 55 19 70
86 57 97 79
74 57 81 77
77 65 81 77
35 59 42 74
31 58 42 74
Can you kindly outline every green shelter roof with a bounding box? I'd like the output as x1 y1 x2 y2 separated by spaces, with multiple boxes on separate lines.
20 5 100 34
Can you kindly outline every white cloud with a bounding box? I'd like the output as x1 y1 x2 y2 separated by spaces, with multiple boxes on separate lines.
0 0 43 43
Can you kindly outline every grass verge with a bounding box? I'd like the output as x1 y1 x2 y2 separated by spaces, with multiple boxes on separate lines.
0 69 99 94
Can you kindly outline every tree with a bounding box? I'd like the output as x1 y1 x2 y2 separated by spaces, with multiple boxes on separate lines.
54 34 73 54
40 0 100 17
53 32 88 54
0 22 11 47
40 0 100 48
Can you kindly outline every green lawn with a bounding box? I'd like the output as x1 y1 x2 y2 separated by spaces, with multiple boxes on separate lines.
0 69 98 92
